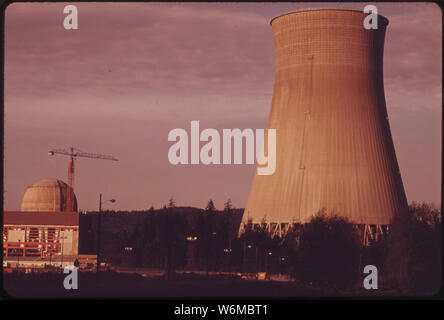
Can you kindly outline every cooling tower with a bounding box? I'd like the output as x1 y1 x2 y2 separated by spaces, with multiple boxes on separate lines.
242 9 408 234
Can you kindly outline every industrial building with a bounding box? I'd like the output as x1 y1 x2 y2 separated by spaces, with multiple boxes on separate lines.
3 211 79 269
3 178 81 270
242 9 408 242
4 146 117 271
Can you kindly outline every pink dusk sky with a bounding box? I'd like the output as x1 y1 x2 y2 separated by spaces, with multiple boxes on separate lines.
3 2 442 211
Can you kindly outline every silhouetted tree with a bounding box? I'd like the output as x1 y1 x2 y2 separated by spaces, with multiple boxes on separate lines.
280 223 301 275
224 199 233 212
168 197 176 208
150 207 189 280
129 225 144 267
385 203 441 294
221 202 235 271
205 199 216 212
295 211 361 290
239 219 271 273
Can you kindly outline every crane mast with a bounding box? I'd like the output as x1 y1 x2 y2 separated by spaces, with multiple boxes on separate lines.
68 148 75 211
48 147 118 212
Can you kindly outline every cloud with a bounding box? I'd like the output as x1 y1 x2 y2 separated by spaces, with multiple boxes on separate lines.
5 3 274 100
383 3 441 111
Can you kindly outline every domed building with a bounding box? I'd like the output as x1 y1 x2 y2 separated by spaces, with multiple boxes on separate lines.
21 178 77 212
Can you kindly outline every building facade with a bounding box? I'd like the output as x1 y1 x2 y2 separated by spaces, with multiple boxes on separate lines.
3 211 79 268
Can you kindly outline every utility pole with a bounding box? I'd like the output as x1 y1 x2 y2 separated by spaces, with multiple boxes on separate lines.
61 234 66 268
17 239 21 270
97 193 116 275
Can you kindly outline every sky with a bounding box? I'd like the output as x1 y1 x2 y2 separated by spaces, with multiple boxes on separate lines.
3 2 442 211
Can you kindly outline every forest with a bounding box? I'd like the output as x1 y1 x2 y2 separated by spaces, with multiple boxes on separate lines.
79 199 441 294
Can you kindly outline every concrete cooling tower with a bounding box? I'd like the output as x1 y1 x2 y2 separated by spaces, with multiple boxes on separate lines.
242 9 408 239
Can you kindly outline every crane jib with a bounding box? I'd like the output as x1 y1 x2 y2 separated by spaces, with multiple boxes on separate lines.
48 149 118 161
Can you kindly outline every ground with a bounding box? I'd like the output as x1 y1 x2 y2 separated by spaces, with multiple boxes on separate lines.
2 270 408 298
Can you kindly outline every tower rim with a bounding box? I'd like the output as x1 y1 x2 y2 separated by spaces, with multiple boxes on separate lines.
270 8 389 27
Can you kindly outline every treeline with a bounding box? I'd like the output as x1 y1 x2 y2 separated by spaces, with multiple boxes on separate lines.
79 201 441 294
79 199 243 273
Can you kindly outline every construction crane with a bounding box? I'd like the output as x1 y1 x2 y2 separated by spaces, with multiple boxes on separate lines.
48 147 118 211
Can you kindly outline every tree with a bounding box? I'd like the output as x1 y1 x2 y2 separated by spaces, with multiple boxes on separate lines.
154 209 189 280
205 199 216 212
239 219 271 273
224 198 233 212
280 223 301 276
385 203 441 294
129 225 144 267
222 199 235 270
295 211 362 290
168 197 176 208
195 209 216 274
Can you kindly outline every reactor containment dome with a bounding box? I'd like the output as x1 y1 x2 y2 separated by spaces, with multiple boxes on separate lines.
21 178 78 212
